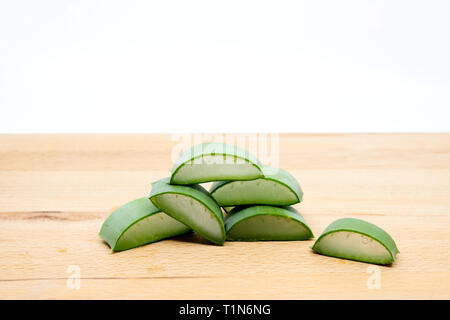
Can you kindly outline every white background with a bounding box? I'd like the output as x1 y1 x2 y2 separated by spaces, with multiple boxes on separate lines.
1 0 449 133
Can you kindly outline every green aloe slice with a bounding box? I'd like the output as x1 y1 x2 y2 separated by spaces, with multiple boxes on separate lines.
170 142 264 185
311 218 399 265
99 198 191 252
210 166 302 206
225 205 313 241
149 177 226 245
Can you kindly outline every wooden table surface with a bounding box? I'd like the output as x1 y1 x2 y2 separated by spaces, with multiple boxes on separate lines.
0 133 449 299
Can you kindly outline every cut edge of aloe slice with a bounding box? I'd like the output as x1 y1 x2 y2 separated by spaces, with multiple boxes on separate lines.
225 205 314 241
99 198 191 252
149 178 226 245
210 166 302 206
311 218 399 265
170 142 264 184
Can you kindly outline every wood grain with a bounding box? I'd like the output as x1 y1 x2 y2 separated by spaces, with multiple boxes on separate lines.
0 134 449 299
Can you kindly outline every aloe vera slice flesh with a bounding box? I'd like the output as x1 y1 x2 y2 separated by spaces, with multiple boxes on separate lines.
210 166 302 206
170 142 264 185
312 218 399 265
149 178 226 245
99 198 191 252
225 205 313 241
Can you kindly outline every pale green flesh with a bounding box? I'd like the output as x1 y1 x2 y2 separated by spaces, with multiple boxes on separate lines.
171 155 262 185
312 218 398 265
151 193 225 245
212 179 298 206
313 231 393 265
225 206 313 241
115 212 190 251
227 214 312 241
99 198 190 252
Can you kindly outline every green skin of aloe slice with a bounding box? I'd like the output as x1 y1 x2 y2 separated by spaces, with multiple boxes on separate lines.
149 177 226 245
311 218 399 265
170 142 264 185
99 198 191 252
225 205 314 241
210 166 303 206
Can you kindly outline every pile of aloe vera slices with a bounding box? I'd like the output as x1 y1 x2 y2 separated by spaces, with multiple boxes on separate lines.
99 142 399 265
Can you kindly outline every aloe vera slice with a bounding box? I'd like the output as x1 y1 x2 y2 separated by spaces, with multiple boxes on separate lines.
170 142 264 185
210 166 302 206
311 218 399 265
149 177 226 245
99 198 191 252
225 205 313 241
